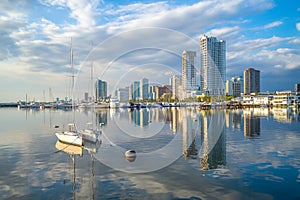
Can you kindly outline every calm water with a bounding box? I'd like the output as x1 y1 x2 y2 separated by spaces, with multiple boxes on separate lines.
0 107 299 199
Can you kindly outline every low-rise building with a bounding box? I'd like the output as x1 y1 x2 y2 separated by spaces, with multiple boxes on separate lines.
272 91 300 107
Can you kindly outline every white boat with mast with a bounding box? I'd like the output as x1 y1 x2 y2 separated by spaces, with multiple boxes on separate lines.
79 46 101 143
55 38 83 146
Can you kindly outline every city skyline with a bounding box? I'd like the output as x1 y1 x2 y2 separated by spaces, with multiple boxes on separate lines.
0 0 299 102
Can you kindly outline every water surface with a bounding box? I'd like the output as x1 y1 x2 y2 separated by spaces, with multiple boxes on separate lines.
0 107 299 199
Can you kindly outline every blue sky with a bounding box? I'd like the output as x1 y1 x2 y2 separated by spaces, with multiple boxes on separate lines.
0 0 299 102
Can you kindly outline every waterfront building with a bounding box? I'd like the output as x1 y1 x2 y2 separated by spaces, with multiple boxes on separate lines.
95 79 107 101
140 78 149 100
244 68 260 95
182 50 197 98
132 81 140 101
148 84 157 100
155 85 172 100
295 83 300 93
226 76 242 97
200 35 226 96
272 91 300 107
171 75 182 100
117 87 129 102
84 92 89 102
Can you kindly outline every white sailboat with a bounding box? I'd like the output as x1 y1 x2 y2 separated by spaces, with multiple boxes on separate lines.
55 38 83 146
79 122 100 143
79 50 101 143
55 123 82 146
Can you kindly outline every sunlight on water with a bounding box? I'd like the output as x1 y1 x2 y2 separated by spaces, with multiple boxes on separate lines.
0 107 299 199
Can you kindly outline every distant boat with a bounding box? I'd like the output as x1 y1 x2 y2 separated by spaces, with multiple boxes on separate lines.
55 123 82 146
109 98 120 108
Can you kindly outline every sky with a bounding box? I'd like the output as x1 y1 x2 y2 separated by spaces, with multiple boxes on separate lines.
0 0 300 102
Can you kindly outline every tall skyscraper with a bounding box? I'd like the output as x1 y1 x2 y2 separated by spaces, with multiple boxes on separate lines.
95 79 107 101
140 78 149 100
171 75 182 99
182 50 196 94
133 81 140 101
200 35 226 96
244 68 260 94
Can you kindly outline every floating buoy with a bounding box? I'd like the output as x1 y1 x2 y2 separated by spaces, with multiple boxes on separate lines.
125 150 136 162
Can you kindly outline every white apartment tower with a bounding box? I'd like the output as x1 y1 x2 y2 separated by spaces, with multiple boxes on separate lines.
200 35 226 96
171 75 182 99
182 50 197 94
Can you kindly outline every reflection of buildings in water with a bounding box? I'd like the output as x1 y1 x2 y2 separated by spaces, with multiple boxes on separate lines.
161 108 172 122
132 109 150 127
243 111 260 137
96 109 108 126
200 110 226 170
225 110 242 130
182 108 199 159
171 107 181 133
272 108 299 123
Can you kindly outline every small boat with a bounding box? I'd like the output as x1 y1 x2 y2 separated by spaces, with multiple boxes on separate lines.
78 123 100 143
55 123 82 146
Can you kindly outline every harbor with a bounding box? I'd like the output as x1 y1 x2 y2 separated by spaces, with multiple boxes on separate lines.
0 107 299 199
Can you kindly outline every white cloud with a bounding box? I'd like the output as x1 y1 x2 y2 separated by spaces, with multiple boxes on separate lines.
229 36 293 52
39 0 101 27
263 21 283 29
206 26 240 38
2 0 300 100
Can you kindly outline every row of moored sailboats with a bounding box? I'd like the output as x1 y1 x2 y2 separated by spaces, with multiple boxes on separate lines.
55 38 101 146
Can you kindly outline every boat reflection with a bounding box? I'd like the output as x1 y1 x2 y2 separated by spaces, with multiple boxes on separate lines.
55 140 83 156
55 139 101 199
55 140 82 199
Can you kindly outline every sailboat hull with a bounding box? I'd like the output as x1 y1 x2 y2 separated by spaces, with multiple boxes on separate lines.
55 132 82 146
79 129 100 143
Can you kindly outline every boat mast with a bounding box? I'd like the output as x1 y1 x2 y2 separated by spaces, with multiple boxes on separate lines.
90 41 95 128
70 38 76 123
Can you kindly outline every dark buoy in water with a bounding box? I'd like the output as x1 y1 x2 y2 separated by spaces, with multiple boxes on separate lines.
125 150 136 162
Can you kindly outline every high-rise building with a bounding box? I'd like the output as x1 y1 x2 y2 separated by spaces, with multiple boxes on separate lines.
117 87 129 102
200 35 226 96
95 79 107 101
148 84 157 100
155 85 172 100
226 76 242 97
140 78 149 100
133 81 140 101
84 92 89 102
171 75 182 99
244 68 260 94
295 83 300 93
182 50 197 94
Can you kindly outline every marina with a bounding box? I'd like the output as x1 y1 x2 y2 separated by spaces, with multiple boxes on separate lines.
0 107 299 199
